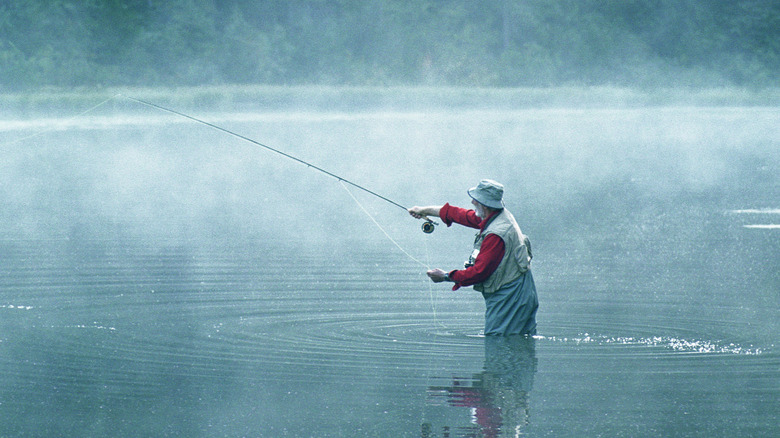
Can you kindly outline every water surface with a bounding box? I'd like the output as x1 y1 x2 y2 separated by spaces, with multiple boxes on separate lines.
1 98 777 436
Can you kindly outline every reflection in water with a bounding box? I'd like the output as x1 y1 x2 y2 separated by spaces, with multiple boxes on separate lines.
425 336 537 438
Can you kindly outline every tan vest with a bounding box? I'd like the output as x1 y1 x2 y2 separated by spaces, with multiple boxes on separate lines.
473 209 532 294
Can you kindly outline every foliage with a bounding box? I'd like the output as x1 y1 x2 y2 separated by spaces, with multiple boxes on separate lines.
0 0 777 91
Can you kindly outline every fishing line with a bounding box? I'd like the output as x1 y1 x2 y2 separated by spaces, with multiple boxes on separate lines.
339 181 429 269
339 181 445 329
418 206 446 437
124 96 450 343
422 236 447 330
341 178 445 434
125 95 446 326
121 95 438 233
1 94 118 147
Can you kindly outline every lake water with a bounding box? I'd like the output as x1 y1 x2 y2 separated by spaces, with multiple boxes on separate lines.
1 94 778 436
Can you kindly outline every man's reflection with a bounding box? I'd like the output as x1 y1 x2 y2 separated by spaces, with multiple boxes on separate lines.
425 336 537 438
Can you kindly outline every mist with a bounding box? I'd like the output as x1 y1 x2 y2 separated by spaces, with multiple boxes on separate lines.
1 1 779 436
2 93 777 240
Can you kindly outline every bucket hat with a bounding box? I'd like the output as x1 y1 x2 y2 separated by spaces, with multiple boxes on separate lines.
468 179 504 209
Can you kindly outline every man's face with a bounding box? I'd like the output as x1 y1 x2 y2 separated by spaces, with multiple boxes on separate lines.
472 199 486 219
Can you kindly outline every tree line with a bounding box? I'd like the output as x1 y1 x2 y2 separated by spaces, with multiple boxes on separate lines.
1 0 778 91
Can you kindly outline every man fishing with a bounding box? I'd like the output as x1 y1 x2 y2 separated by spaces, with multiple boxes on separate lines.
408 179 538 336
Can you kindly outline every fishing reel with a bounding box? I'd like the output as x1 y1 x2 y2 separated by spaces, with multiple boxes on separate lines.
421 219 437 234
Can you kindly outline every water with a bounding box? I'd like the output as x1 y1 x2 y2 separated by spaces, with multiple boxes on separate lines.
1 96 778 436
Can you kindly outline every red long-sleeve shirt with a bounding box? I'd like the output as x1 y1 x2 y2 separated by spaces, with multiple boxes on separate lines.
439 203 506 291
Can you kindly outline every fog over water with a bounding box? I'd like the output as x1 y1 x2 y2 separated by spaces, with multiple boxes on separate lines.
0 90 778 436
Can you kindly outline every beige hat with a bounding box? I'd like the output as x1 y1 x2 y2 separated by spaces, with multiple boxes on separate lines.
468 179 504 209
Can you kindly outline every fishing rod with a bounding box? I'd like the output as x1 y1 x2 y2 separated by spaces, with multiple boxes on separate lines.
122 95 438 233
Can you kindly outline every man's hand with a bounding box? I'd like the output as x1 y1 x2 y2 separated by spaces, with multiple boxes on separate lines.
408 206 427 219
427 268 448 283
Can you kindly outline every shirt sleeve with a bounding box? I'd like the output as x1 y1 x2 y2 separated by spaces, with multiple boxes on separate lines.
449 234 505 291
440 203 482 229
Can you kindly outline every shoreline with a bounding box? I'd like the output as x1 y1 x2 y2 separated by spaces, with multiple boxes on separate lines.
2 85 779 115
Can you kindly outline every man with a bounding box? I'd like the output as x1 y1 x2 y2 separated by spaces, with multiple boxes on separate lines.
408 179 538 336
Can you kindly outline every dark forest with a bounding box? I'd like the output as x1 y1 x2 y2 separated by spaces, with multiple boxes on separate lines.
1 0 778 91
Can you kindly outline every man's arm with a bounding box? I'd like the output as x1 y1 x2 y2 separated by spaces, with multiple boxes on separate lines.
427 234 505 290
410 203 482 229
408 205 441 219
448 234 505 288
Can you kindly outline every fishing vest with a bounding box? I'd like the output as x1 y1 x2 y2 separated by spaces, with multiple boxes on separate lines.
473 209 532 294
